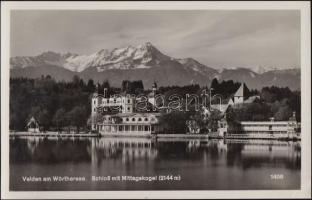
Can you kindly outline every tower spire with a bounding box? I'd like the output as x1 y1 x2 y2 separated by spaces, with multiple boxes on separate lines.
95 82 99 94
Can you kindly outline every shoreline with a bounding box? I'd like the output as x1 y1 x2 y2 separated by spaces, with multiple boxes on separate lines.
9 132 99 137
9 131 300 141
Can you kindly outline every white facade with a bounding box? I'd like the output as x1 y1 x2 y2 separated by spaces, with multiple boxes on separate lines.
96 113 163 136
234 96 244 104
237 119 300 138
91 85 162 136
92 93 136 114
218 118 228 137
218 112 300 139
27 117 40 133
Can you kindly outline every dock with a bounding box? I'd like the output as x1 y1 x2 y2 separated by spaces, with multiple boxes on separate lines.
9 131 300 141
9 132 100 137
155 134 209 139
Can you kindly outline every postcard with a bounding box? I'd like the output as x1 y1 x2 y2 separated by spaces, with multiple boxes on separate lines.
1 1 311 199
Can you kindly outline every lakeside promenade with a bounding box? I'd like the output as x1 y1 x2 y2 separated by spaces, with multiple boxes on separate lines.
10 131 300 140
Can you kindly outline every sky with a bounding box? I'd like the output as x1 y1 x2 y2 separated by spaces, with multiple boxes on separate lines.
10 10 300 70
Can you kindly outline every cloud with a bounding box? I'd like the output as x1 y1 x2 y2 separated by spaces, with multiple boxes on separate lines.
10 10 300 70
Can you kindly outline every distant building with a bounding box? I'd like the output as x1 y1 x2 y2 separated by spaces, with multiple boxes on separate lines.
186 119 200 134
26 117 40 133
233 83 260 105
210 103 230 113
227 98 235 106
232 112 300 137
233 83 249 104
244 95 261 104
148 82 158 106
217 117 228 137
210 82 259 113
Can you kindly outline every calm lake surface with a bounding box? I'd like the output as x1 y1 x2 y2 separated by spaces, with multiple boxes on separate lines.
10 136 301 191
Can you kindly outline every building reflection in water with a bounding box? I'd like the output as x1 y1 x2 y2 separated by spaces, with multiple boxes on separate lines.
10 137 301 170
224 139 301 169
90 137 158 166
9 136 301 191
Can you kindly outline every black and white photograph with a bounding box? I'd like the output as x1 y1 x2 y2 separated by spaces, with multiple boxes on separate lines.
1 1 311 199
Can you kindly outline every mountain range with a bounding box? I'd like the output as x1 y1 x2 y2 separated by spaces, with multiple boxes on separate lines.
10 42 300 90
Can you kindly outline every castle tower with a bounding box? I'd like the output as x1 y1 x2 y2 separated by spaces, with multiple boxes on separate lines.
103 87 108 98
148 81 158 107
152 81 157 97
289 111 297 122
123 95 134 114
92 84 99 114
234 83 249 104
91 84 100 131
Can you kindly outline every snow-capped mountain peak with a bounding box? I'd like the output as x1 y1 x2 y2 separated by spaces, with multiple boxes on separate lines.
10 42 175 72
10 43 300 90
10 51 77 69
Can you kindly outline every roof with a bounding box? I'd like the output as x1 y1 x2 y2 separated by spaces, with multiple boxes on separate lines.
147 91 155 97
211 104 229 112
202 106 211 115
234 83 249 97
228 98 234 105
115 112 162 117
152 82 157 88
27 117 39 126
244 95 260 103
240 121 290 125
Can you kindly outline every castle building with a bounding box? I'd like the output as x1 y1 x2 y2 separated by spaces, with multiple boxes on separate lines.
91 83 163 136
148 82 157 106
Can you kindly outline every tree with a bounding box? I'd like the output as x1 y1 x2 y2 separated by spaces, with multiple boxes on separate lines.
29 107 51 132
210 78 219 90
121 80 144 94
9 76 301 134
86 116 92 131
193 109 222 132
67 106 87 133
274 105 292 121
227 102 270 122
53 108 66 133
226 106 242 132
86 79 95 93
72 75 82 88
207 110 222 131
159 111 192 134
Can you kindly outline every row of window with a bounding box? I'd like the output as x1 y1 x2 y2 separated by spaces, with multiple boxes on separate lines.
102 117 152 122
100 125 152 132
93 107 132 112
124 117 149 122
94 99 132 104
242 124 288 127
123 107 131 111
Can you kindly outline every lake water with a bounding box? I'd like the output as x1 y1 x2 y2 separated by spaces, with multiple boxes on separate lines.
10 136 301 191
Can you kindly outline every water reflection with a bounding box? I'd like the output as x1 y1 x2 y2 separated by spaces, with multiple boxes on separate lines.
9 136 301 190
89 138 158 166
10 137 301 169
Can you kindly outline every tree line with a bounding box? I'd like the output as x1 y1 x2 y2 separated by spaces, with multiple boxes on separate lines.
10 75 95 132
10 75 300 134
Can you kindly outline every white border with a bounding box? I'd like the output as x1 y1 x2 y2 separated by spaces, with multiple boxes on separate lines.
1 1 311 199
